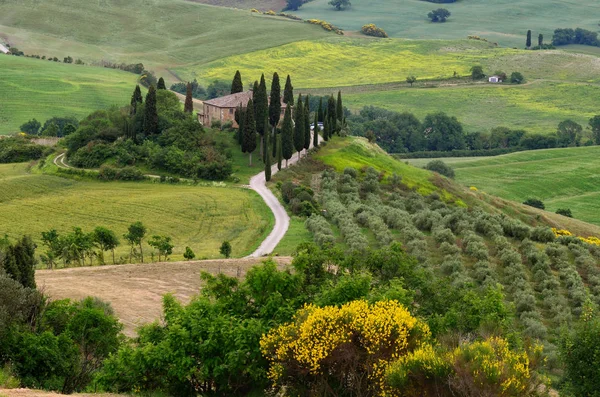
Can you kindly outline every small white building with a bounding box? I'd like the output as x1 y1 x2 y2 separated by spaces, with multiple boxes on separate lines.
0 43 9 54
488 76 502 83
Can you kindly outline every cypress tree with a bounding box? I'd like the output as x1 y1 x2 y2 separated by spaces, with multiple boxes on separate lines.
265 129 272 181
283 75 294 106
538 33 544 47
243 99 257 166
157 77 166 90
318 97 324 122
327 95 337 133
253 80 259 93
303 96 310 151
253 74 268 160
144 85 159 135
269 72 282 158
313 111 320 148
281 105 294 167
236 105 245 148
231 70 243 94
323 116 330 141
277 133 283 170
130 85 143 115
184 82 194 113
526 30 532 48
293 94 305 159
336 91 343 123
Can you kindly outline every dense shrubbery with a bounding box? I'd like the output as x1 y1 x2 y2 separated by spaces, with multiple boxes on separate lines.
523 198 545 209
0 136 53 163
425 159 455 178
553 27 600 47
280 181 319 216
361 23 388 38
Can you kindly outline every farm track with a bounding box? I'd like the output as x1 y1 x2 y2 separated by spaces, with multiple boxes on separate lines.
36 257 292 336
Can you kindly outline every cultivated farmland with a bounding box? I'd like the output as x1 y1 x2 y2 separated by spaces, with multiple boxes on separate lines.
444 146 600 226
0 163 273 261
0 55 140 134
291 0 600 48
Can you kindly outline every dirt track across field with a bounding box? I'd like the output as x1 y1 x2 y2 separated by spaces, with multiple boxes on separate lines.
36 257 291 336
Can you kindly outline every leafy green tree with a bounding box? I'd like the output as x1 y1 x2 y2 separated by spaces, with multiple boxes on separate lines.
93 227 119 265
556 119 583 147
157 77 166 90
327 95 337 132
281 106 294 167
470 65 485 80
184 82 193 113
526 29 532 48
510 71 525 84
231 70 243 94
313 111 320 148
20 119 41 135
428 8 451 22
406 76 417 86
269 72 282 157
206 80 230 99
303 96 311 152
294 94 305 159
148 235 174 262
41 122 59 137
144 85 159 135
589 115 600 144
40 229 61 269
423 112 465 151
283 75 294 106
242 99 257 166
329 0 351 10
183 246 195 260
220 241 232 258
123 221 147 263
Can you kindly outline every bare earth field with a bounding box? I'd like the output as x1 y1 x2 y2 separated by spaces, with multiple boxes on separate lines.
0 390 122 397
36 257 292 336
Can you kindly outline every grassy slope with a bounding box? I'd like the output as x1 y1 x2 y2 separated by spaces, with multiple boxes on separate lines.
344 81 600 133
0 163 273 261
183 38 600 88
444 146 600 226
0 0 327 80
290 0 600 48
0 55 141 134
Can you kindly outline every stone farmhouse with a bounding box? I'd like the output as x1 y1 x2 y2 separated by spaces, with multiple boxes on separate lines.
199 90 289 128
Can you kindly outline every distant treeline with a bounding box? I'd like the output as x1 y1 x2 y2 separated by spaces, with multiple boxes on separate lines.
552 27 599 47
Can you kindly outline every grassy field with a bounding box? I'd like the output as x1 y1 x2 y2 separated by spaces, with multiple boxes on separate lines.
343 81 600 134
0 0 327 81
185 37 600 88
0 55 140 134
290 0 600 48
0 162 273 261
444 146 600 226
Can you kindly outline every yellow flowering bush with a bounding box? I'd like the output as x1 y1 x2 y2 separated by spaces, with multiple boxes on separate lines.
260 300 430 396
306 19 344 35
250 8 260 13
361 23 389 38
265 9 276 15
551 228 600 246
552 228 572 237
469 186 478 191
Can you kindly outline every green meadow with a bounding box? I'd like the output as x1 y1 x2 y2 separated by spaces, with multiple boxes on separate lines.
445 146 600 226
0 162 273 261
343 81 600 134
0 55 140 134
291 0 600 48
0 0 327 80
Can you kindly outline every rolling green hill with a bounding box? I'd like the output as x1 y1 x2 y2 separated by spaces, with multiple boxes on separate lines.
437 146 600 226
0 55 141 134
0 162 273 261
290 0 600 48
0 0 328 80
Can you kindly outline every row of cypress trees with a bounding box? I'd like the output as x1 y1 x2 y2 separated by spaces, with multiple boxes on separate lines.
232 71 344 180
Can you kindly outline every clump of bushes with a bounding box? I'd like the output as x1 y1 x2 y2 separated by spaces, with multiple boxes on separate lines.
523 198 545 210
425 160 455 178
281 181 318 216
0 136 52 163
98 165 145 181
556 208 573 218
361 24 388 38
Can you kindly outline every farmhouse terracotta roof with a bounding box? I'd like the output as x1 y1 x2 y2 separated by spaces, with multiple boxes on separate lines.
203 90 289 109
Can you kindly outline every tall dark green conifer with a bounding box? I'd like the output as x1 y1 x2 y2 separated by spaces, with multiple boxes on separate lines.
336 91 343 123
236 105 245 148
323 116 329 141
231 70 244 94
243 99 257 166
269 72 282 158
327 95 337 133
184 82 194 113
265 129 272 181
253 74 268 159
281 105 294 167
318 97 324 122
130 85 143 115
303 96 310 151
538 33 544 47
293 94 305 159
157 77 166 90
526 30 532 48
283 75 294 106
277 133 283 170
144 85 159 135
313 111 320 148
